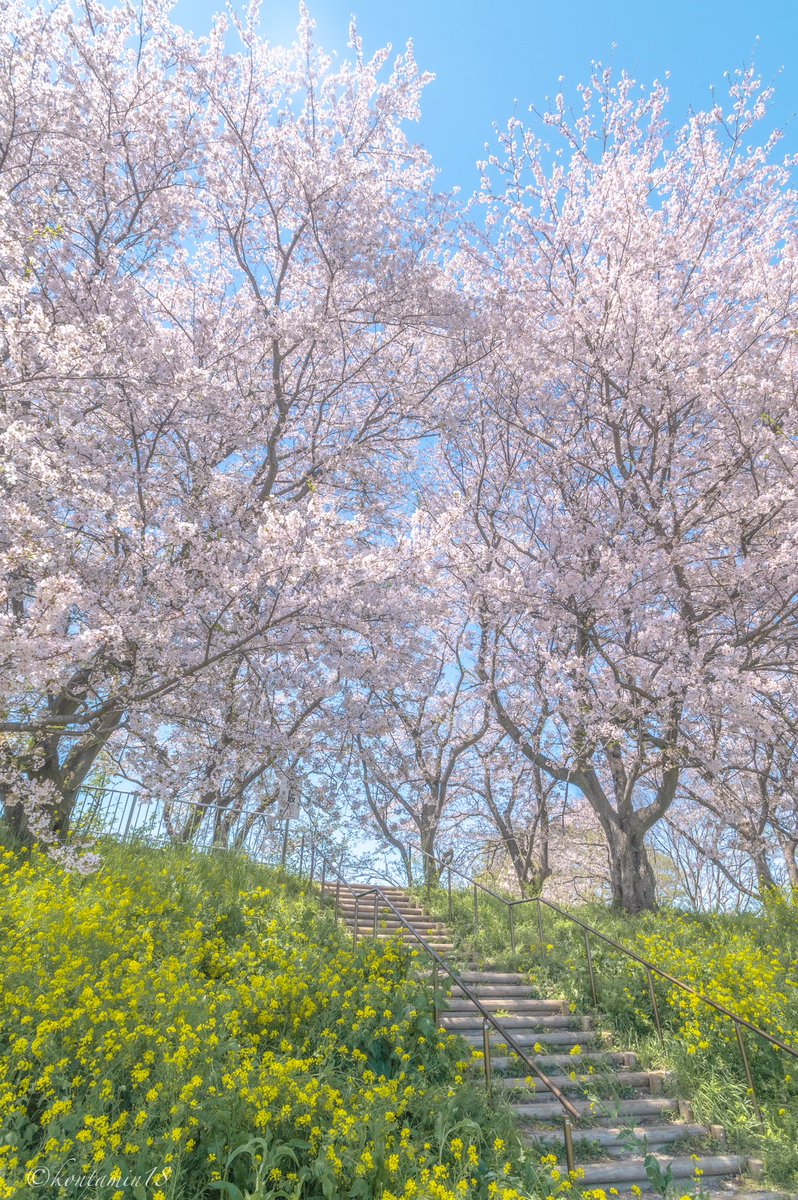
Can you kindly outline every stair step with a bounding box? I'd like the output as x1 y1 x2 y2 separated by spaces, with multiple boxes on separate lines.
331 893 426 904
459 972 529 984
480 1051 636 1072
346 922 448 932
513 1096 676 1121
346 888 410 897
579 1155 748 1187
462 1028 602 1047
450 983 542 997
440 1014 586 1030
497 1070 663 1093
336 907 429 919
359 942 455 954
528 1122 710 1149
352 930 452 942
445 996 565 1012
341 920 447 932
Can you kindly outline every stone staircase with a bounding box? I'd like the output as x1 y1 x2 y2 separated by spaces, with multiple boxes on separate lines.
320 883 455 954
445 968 766 1195
326 883 787 1199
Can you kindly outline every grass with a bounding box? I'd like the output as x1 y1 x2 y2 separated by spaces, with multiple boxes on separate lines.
0 832 593 1200
412 880 798 1190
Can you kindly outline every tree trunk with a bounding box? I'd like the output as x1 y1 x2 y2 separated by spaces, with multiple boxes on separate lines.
606 825 658 914
503 834 550 897
2 768 77 845
751 848 777 898
420 824 441 890
3 795 31 843
778 835 798 893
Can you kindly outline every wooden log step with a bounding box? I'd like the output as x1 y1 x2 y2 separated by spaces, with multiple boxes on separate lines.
578 1154 748 1187
483 1051 637 1072
440 1013 587 1030
444 995 565 1012
458 972 529 985
461 1028 602 1047
496 1069 666 1093
527 1122 711 1149
513 1096 676 1120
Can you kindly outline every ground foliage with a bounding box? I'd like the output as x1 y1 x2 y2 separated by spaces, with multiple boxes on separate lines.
0 839 592 1200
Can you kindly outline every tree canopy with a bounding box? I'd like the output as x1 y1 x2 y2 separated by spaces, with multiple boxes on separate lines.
1 2 796 910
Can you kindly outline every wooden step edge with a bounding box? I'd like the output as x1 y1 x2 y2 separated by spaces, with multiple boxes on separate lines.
440 1016 588 1029
460 1030 604 1046
485 1052 637 1072
577 1154 749 1187
511 1096 677 1118
527 1121 712 1147
496 1069 661 1092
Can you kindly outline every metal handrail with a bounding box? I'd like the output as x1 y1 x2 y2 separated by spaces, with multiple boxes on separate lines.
514 893 798 1058
347 883 580 1116
309 845 582 1168
409 840 798 1126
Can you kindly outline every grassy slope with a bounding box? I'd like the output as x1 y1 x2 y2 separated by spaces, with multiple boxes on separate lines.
414 882 798 1190
0 838 576 1200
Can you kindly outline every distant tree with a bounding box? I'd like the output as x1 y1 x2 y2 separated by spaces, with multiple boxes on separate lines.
469 734 560 897
350 613 489 887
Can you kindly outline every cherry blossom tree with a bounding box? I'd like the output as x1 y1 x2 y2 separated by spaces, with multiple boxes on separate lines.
0 0 464 851
121 640 334 845
3 0 797 912
431 66 798 912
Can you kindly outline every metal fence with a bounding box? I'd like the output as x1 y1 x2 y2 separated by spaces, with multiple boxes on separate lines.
21 786 309 869
0 785 387 887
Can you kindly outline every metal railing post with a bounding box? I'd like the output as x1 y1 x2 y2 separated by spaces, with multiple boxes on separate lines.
646 967 664 1047
373 891 378 938
121 793 137 842
509 903 516 956
584 929 598 1006
482 1018 493 1098
298 832 305 879
334 873 341 921
281 819 289 867
473 882 479 935
432 960 439 1027
563 1117 576 1174
308 839 316 883
734 1021 764 1127
536 896 545 961
353 897 359 950
447 866 453 922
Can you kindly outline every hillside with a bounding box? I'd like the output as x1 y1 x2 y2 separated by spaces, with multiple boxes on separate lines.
2 838 796 1199
0 842 558 1200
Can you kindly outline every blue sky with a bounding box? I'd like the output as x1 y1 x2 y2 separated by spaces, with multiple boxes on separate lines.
172 0 797 190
